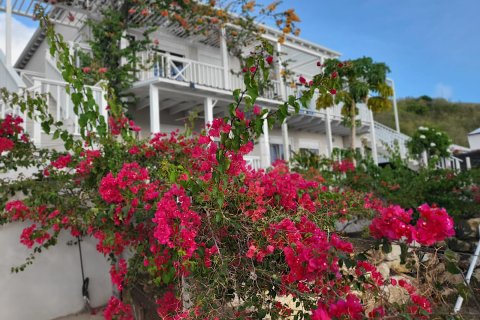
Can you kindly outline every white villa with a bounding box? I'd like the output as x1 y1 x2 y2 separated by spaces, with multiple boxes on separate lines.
0 1 412 319
0 0 410 170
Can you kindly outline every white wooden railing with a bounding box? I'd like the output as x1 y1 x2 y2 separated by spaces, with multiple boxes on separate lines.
374 121 410 151
138 52 225 88
244 155 261 170
436 156 463 171
15 69 45 88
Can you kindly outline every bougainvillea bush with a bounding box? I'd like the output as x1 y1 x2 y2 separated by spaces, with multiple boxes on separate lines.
1 111 457 319
0 4 459 320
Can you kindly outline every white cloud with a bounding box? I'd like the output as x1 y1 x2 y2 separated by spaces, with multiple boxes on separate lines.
434 83 453 100
0 13 37 65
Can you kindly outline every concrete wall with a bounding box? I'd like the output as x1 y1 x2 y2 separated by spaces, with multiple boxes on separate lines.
0 222 112 320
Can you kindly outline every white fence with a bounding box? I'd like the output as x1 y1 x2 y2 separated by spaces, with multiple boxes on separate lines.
244 155 261 170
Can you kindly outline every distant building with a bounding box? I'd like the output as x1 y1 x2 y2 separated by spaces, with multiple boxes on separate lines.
468 128 480 150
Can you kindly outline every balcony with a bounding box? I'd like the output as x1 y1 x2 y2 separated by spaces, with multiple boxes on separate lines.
136 51 283 101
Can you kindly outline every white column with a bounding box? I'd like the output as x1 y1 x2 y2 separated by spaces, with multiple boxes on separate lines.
149 84 160 133
388 78 400 133
276 42 286 100
369 109 378 165
120 31 129 67
99 87 109 129
421 151 428 167
466 157 471 170
220 27 230 90
260 117 271 168
5 0 12 66
281 119 289 162
325 107 333 156
33 80 42 146
203 97 214 126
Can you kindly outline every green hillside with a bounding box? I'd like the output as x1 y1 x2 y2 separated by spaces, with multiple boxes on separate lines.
374 96 480 147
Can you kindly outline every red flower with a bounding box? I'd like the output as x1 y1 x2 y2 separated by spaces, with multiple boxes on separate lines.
266 56 274 64
104 296 133 320
316 61 322 67
253 105 261 115
299 75 306 84
331 71 338 78
82 67 91 73
98 67 108 74
250 66 257 73
0 137 14 153
51 154 72 169
329 89 337 95
128 8 136 14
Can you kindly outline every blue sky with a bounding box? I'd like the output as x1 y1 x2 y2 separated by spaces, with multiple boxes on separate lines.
2 1 479 102
267 0 480 102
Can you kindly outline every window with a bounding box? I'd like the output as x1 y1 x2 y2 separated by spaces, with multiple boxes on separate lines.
270 143 284 163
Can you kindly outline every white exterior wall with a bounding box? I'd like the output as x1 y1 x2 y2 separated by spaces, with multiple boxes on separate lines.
23 25 78 74
0 222 112 320
468 134 480 150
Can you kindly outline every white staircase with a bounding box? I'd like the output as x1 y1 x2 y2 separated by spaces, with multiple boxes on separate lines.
0 49 105 149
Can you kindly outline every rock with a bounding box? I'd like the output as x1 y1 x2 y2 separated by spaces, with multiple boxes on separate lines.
447 238 473 252
387 260 411 274
384 244 402 261
456 218 480 240
335 219 370 235
384 275 415 304
377 262 391 279
473 268 480 282
441 272 464 285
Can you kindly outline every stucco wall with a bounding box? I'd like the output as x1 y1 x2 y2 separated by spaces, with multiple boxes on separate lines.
0 222 112 320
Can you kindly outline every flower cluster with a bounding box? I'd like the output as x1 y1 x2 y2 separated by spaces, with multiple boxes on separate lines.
370 204 455 245
0 115 29 153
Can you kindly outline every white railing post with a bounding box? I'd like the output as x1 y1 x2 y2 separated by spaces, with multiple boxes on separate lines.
165 53 172 78
99 86 109 129
220 27 230 90
466 157 471 170
281 119 289 162
369 110 378 165
149 84 160 134
421 151 428 167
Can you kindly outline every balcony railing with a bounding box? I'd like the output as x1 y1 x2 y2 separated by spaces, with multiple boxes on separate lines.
137 51 284 100
244 155 262 170
374 121 410 154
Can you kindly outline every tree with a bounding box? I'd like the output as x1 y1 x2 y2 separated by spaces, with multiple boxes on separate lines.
316 57 393 151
